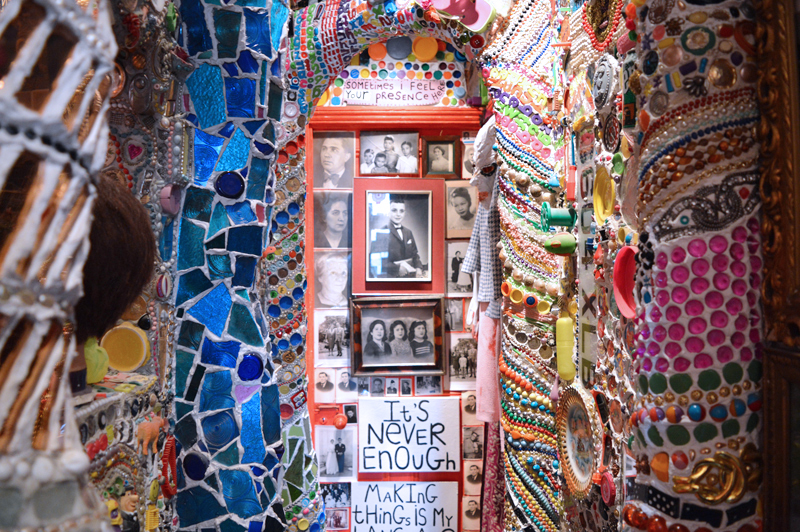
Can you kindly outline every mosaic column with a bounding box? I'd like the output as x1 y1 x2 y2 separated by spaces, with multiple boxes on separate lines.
623 0 763 528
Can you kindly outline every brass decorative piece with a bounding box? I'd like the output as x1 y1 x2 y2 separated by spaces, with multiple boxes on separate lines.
672 444 761 505
556 386 600 497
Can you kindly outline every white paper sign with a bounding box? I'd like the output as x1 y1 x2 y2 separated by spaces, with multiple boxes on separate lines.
352 481 459 532
341 79 447 106
358 397 460 472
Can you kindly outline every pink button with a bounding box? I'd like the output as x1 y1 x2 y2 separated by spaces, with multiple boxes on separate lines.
688 317 707 334
717 346 733 363
688 239 707 257
671 247 686 263
747 234 759 253
732 226 747 242
756 344 764 359
671 265 690 284
686 337 705 353
712 255 729 272
750 273 761 289
732 279 747 296
674 357 691 371
747 290 757 306
665 306 682 322
653 325 667 342
749 328 761 343
726 298 743 315
642 358 653 372
713 273 730 290
710 311 729 328
647 342 661 356
651 308 662 321
710 235 728 253
691 278 710 294
741 346 753 362
694 353 713 369
655 272 668 287
665 342 682 358
691 259 710 276
730 261 746 277
656 291 670 306
672 286 689 304
640 325 651 340
669 323 685 341
656 252 668 269
655 357 670 372
705 291 724 308
750 256 762 270
707 329 725 346
747 217 760 233
735 315 748 330
729 242 745 261
686 300 704 316
731 331 745 348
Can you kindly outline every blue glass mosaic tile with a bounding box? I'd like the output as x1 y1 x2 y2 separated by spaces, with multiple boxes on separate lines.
194 129 225 185
187 65 226 129
220 519 247 532
204 474 219 491
224 78 257 119
174 415 199 449
175 350 194 398
244 10 271 56
229 303 264 346
261 384 281 445
160 216 174 260
178 219 207 271
201 337 240 368
178 0 213 56
243 120 265 136
246 157 270 201
176 268 213 307
237 50 260 74
202 409 239 454
222 62 239 77
175 400 193 420
185 363 207 402
241 391 266 464
226 202 256 224
216 127 251 171
216 171 246 199
219 470 262 519
183 187 215 222
183 452 209 481
219 121 236 138
206 234 226 252
266 82 282 121
187 282 233 337
176 486 225 527
270 2 288 54
178 320 205 350
199 370 235 412
214 442 240 466
262 452 278 472
208 253 234 280
227 226 263 256
259 63 268 106
213 9 241 58
232 256 257 288
208 202 231 238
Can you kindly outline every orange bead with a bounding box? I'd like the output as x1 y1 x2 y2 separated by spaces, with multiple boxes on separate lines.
647 516 667 532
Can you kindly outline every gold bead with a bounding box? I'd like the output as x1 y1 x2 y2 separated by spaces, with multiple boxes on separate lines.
732 385 742 395
706 392 718 404
665 392 675 402
743 380 752 390
719 386 730 397
691 390 703 401
678 395 689 407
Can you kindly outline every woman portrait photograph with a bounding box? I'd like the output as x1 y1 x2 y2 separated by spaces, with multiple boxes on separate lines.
314 251 351 308
314 191 352 249
445 182 478 238
445 298 464 332
360 306 436 366
313 132 356 189
425 141 456 175
462 139 475 180
366 191 431 281
446 241 472 296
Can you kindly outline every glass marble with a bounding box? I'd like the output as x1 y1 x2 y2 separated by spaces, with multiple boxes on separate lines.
224 78 256 119
238 353 263 381
216 172 246 199
208 203 231 238
213 9 241 58
229 303 264 346
216 127 251 170
202 409 239 453
178 219 207 271
176 268 213 307
208 253 233 280
187 282 233 337
233 256 257 287
187 65 227 129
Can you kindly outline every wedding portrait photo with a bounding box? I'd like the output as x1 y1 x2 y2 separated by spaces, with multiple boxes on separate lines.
315 425 357 482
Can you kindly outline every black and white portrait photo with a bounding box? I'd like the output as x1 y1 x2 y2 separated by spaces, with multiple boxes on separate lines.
461 390 479 425
400 377 413 396
446 182 478 238
313 132 355 189
446 241 472 296
357 377 370 396
370 377 385 397
320 482 351 508
366 191 430 281
425 140 456 175
445 298 464 332
326 509 349 531
360 306 436 366
449 332 477 391
462 496 481 530
463 461 483 495
335 369 359 403
314 251 350 308
314 191 352 249
315 425 357 482
343 404 358 424
462 139 475 180
314 310 350 367
360 132 419 175
385 378 399 396
415 375 442 396
314 368 336 403
463 426 484 460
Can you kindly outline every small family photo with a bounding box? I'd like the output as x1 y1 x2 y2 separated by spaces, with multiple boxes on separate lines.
400 377 413 396
415 375 443 395
463 461 483 495
446 241 473 296
425 140 456 176
326 509 349 530
316 425 357 481
314 251 351 308
462 138 475 180
449 332 478 391
314 191 352 249
360 305 436 366
461 391 479 425
321 482 351 508
313 132 355 189
463 426 484 460
445 298 464 332
335 369 359 403
446 182 478 238
360 132 419 175
314 368 337 403
314 310 350 367
366 191 431 281
343 404 358 423
462 496 482 529
357 377 370 396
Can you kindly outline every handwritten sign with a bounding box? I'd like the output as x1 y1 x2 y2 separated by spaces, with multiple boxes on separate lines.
352 481 458 532
341 79 447 107
358 397 460 472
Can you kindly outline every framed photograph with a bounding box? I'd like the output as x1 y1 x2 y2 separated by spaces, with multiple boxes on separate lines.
445 181 478 238
446 241 472 296
314 251 351 309
315 425 357 482
385 377 399 396
351 297 445 376
365 190 431 282
399 377 413 396
321 482 351 508
461 390 478 425
356 377 370 396
314 310 350 367
313 131 356 189
314 191 352 249
423 136 460 178
461 138 475 180
343 404 358 424
462 496 481 530
463 461 483 495
445 298 464 332
326 509 349 530
353 177 446 296
359 132 419 175
335 368 359 403
463 426 484 460
314 368 337 403
370 377 385 397
449 332 477 391
415 375 443 396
